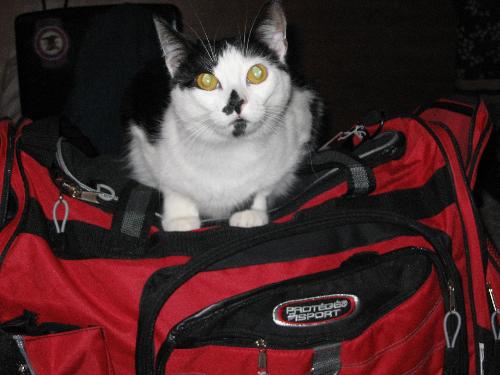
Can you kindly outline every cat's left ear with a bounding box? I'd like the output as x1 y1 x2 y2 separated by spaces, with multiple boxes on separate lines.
256 0 288 62
153 16 188 76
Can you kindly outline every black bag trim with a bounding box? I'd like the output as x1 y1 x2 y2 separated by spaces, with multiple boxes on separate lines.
305 150 376 196
414 116 484 374
107 181 159 252
0 329 31 375
1 310 79 337
467 117 493 183
169 249 433 347
135 211 466 375
416 101 474 118
0 124 31 267
0 125 16 230
19 164 453 261
156 249 438 370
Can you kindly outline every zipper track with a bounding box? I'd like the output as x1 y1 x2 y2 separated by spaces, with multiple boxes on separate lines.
0 125 15 229
135 210 466 375
155 248 446 367
154 248 462 375
415 115 486 374
0 124 28 267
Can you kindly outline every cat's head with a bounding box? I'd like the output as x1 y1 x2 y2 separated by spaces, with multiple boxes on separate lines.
154 0 292 140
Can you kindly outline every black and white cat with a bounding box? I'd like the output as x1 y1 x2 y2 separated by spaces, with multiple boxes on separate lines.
126 1 321 231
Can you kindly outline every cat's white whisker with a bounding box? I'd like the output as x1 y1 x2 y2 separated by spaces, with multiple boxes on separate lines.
185 23 216 64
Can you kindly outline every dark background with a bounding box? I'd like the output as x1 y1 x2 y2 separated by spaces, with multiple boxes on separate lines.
174 0 458 139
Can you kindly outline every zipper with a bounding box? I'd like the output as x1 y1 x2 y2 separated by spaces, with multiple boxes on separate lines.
155 246 462 374
55 176 101 204
487 281 500 343
413 116 492 374
256 339 269 375
138 211 467 375
486 282 497 313
0 125 15 228
12 335 36 375
479 342 484 375
53 137 118 205
167 247 449 346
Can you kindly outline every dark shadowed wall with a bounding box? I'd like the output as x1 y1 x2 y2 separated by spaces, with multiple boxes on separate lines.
176 0 457 139
0 0 458 139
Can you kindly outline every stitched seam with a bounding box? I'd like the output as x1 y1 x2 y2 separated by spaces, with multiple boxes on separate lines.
342 296 442 367
21 326 102 343
400 341 446 375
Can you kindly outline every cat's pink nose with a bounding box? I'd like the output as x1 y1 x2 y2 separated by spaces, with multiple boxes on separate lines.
235 99 246 115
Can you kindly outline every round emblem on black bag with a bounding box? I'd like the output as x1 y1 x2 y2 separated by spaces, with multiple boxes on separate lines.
273 294 358 327
34 25 69 62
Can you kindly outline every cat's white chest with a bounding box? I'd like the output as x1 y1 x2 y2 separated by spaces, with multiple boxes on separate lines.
158 136 286 215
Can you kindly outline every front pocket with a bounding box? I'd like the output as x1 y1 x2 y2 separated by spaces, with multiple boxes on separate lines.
1 313 114 375
159 249 447 375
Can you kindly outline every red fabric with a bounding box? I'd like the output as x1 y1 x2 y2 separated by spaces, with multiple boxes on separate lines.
168 346 313 375
486 240 499 321
22 153 113 230
417 98 492 189
165 268 444 375
372 118 446 195
428 124 489 324
153 235 433 355
0 234 189 375
0 128 28 263
1 98 494 374
274 182 348 223
339 271 445 374
24 327 114 375
470 101 491 166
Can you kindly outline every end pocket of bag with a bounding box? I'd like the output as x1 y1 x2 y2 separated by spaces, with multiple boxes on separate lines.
13 326 114 375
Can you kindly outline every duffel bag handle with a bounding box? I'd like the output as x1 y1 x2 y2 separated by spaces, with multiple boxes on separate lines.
309 149 376 197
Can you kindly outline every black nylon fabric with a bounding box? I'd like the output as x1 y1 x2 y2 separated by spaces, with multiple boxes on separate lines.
0 331 29 375
168 250 433 348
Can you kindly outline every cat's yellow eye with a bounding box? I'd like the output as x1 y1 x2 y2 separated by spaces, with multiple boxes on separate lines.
247 64 268 84
196 73 219 91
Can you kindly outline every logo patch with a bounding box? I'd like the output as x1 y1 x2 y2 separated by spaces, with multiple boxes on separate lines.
34 19 69 68
273 294 358 327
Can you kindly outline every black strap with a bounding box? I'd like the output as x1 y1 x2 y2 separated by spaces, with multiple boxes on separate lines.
312 343 342 374
310 150 376 196
0 330 32 375
107 181 158 255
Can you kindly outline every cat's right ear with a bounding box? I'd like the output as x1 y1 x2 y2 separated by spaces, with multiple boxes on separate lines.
153 16 188 76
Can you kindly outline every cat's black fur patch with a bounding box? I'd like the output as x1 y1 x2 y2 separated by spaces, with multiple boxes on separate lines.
121 57 170 143
232 119 247 137
223 90 244 115
122 32 289 144
174 37 287 89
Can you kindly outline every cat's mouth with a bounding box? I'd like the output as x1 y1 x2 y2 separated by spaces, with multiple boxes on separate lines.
231 119 247 137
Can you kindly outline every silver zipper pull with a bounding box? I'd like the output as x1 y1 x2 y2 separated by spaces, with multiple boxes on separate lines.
448 281 456 312
78 190 101 204
487 282 500 341
487 282 497 312
256 339 269 375
56 177 100 204
444 280 462 349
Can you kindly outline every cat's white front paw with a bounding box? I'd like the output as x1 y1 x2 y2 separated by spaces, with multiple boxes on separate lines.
229 210 269 228
164 216 201 232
